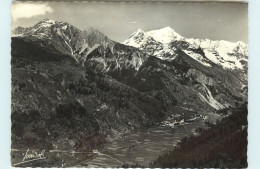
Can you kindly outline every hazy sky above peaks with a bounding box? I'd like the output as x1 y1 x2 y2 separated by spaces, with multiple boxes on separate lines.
12 1 248 43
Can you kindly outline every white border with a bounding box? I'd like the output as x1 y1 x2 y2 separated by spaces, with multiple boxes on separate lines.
1 0 259 168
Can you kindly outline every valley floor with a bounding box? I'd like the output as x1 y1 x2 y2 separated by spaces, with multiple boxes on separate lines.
11 112 223 168
76 114 220 168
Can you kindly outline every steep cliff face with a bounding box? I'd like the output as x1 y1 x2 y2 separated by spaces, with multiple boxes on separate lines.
73 28 146 72
81 40 146 72
186 68 215 86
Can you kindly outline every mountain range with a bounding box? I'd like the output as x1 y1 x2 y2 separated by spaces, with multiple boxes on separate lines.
11 18 248 167
123 26 248 70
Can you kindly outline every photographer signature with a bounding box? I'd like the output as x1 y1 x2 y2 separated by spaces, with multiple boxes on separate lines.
13 149 46 166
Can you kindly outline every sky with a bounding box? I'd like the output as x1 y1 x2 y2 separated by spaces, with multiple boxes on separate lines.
12 1 248 43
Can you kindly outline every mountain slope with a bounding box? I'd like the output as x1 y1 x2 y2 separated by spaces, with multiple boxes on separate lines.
11 21 164 167
109 49 246 114
150 104 248 168
123 27 248 71
120 27 247 114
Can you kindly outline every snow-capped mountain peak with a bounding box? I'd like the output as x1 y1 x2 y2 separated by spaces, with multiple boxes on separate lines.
132 29 145 36
123 27 248 70
35 19 55 31
146 26 184 43
122 28 150 48
122 27 180 61
36 18 55 27
122 26 184 48
185 38 248 69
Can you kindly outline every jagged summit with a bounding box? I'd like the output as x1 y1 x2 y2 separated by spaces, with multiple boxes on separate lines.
132 28 145 35
12 18 78 38
128 29 146 39
123 28 152 48
12 19 146 72
35 18 55 27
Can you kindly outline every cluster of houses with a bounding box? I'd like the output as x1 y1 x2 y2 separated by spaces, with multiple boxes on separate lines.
162 118 196 127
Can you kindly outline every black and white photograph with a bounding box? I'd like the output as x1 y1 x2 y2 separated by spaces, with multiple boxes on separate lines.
10 1 248 168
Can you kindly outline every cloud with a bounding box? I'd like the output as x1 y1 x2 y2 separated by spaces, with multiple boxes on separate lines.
12 2 53 22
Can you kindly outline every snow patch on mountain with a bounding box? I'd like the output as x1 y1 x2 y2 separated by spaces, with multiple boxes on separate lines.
146 26 184 43
37 19 55 27
123 29 149 48
123 26 248 70
153 44 178 61
198 85 225 110
78 43 88 55
122 27 179 61
64 39 74 55
186 38 247 69
182 50 211 67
